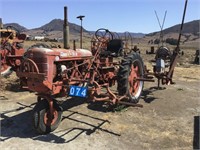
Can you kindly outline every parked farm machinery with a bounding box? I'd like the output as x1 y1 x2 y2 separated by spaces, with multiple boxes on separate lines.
16 0 188 134
0 19 27 77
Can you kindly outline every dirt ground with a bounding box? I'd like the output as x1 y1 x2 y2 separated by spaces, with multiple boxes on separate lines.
0 46 200 150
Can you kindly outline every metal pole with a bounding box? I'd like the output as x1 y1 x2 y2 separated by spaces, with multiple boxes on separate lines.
77 15 85 49
167 0 188 80
0 18 3 29
80 19 83 48
63 6 70 49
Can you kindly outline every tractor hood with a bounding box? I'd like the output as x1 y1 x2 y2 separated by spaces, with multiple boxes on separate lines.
26 47 93 61
54 48 93 58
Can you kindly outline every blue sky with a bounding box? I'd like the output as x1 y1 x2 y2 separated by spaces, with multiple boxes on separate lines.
0 0 199 33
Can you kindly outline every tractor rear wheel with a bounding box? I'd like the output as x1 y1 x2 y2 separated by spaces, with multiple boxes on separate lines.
117 52 144 103
33 99 63 134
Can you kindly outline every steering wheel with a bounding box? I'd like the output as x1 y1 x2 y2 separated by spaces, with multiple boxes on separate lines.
94 28 113 42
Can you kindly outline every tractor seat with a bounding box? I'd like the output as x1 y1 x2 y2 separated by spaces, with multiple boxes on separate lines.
106 39 123 56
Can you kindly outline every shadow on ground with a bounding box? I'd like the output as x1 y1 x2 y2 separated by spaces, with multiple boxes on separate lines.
141 86 166 103
0 97 120 144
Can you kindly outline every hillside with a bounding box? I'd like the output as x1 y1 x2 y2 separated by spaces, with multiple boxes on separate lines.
164 20 199 34
34 19 88 34
4 19 144 38
3 23 27 32
147 20 199 36
3 19 199 42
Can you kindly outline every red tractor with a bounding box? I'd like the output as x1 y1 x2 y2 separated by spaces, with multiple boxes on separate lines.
17 27 144 134
17 0 188 134
0 20 26 77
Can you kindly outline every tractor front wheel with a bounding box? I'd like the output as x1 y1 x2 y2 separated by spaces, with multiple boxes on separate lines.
33 99 63 134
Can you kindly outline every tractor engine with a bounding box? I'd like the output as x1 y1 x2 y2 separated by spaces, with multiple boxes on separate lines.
17 45 93 95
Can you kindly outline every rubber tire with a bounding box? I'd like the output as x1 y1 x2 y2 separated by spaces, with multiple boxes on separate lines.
33 99 63 134
117 52 144 103
1 66 13 77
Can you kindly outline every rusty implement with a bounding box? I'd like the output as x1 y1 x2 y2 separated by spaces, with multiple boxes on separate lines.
0 19 26 77
144 0 188 88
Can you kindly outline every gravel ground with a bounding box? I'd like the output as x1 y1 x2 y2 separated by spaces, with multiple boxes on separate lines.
0 63 199 150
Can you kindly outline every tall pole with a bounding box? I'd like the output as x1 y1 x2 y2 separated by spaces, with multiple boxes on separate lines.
80 19 83 49
77 15 85 49
167 0 188 81
0 18 3 29
63 6 70 49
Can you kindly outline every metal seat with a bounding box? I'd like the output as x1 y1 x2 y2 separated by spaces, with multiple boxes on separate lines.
107 39 123 56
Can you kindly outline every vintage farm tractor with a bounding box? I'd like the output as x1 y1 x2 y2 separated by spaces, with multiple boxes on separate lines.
16 0 188 134
16 7 144 134
0 19 26 77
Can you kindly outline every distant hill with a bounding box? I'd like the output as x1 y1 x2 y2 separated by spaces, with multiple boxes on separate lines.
4 23 27 32
3 19 199 40
164 20 199 34
34 19 88 34
147 20 200 36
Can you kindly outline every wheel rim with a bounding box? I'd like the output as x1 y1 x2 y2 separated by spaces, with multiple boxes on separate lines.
128 60 143 99
44 109 59 126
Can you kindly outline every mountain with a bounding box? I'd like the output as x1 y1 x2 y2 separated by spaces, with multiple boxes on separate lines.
3 19 199 40
164 20 199 34
4 23 27 32
34 19 88 34
147 20 200 36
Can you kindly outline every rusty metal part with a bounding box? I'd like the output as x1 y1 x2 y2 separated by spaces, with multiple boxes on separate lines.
0 23 26 77
167 0 188 81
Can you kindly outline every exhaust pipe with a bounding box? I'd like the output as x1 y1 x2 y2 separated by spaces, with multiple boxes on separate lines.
63 6 70 49
0 18 3 29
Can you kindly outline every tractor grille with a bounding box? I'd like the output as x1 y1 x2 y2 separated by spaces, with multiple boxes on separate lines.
26 50 49 76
